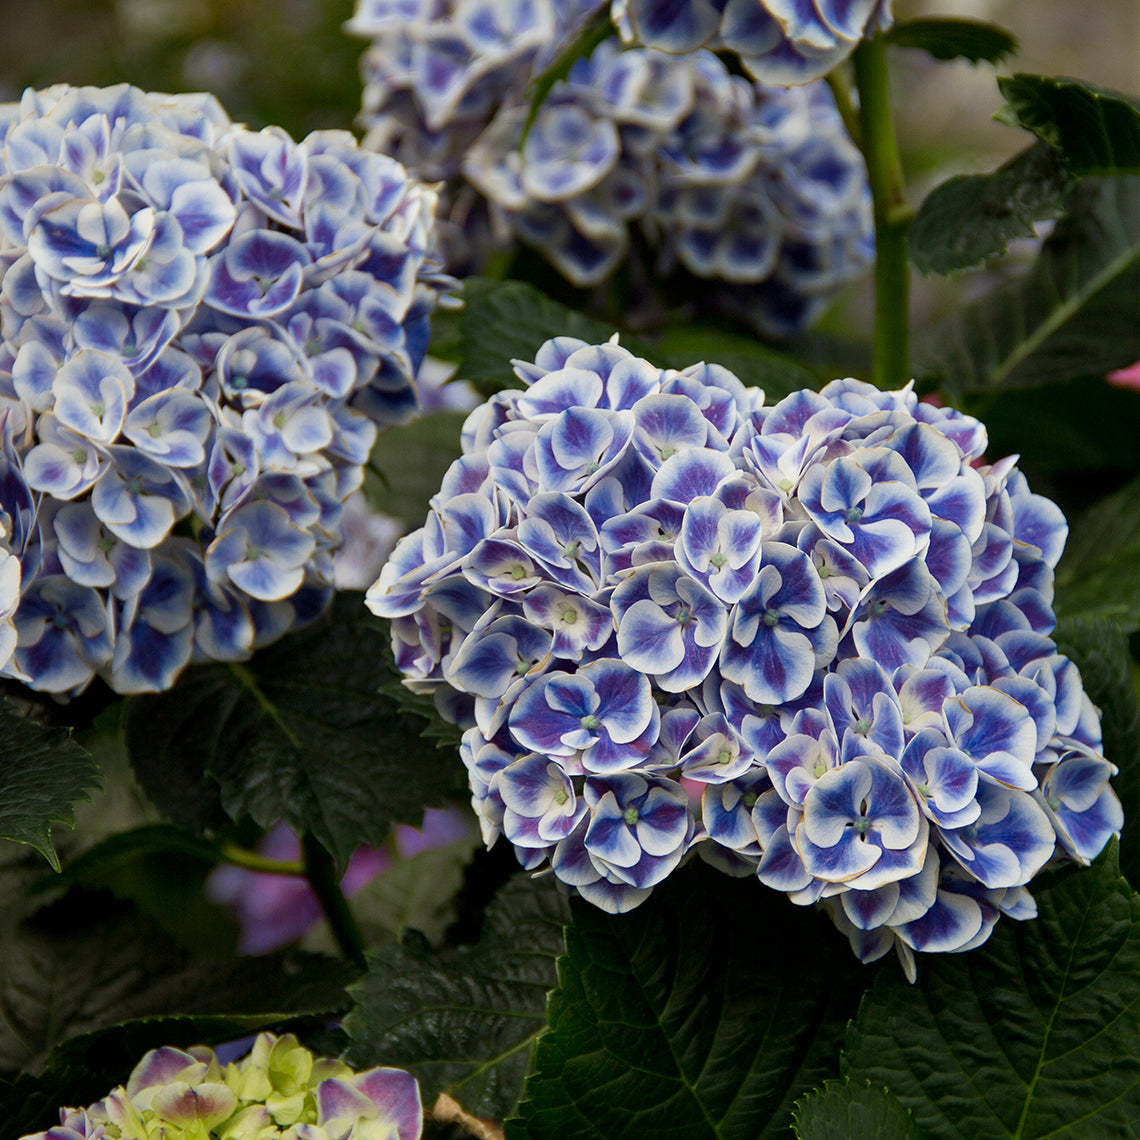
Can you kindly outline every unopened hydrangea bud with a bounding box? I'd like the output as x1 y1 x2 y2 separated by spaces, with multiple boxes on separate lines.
20 1033 422 1140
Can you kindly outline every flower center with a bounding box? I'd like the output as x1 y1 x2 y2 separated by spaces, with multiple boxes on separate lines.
562 608 577 624
622 806 639 826
510 565 527 580
846 506 864 522
763 609 779 628
674 607 692 625
554 789 569 806
709 552 726 568
854 717 871 735
580 714 600 733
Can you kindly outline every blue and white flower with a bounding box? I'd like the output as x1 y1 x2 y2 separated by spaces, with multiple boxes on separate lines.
349 0 873 336
0 83 453 694
374 338 1119 973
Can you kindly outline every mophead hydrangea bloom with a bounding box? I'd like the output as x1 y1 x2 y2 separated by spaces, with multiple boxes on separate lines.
612 0 893 85
368 337 1122 977
348 0 873 335
0 83 453 695
20 1031 422 1140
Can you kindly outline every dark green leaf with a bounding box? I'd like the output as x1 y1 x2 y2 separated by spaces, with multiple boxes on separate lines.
0 891 188 1075
651 322 822 398
0 1066 86 1140
962 375 1140 475
507 861 869 1140
344 873 570 1121
998 74 1140 175
886 18 1017 64
457 278 642 397
910 143 1072 274
1052 618 1140 886
0 704 101 871
523 5 614 143
919 176 1140 393
793 1080 922 1140
126 592 466 868
1055 471 1140 633
367 411 467 527
842 843 1140 1138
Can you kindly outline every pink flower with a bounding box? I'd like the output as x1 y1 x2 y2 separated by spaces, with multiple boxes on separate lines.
1107 361 1140 391
206 808 472 953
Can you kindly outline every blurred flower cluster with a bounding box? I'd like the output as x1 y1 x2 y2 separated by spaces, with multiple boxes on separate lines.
0 83 454 695
348 0 873 335
368 336 1121 976
612 0 893 85
207 807 474 954
21 1032 422 1140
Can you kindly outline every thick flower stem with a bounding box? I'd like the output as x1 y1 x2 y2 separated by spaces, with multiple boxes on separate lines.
301 831 368 968
219 842 306 876
853 33 911 389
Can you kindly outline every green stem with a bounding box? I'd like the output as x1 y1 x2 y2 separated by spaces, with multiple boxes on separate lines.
301 832 367 968
219 842 306 877
853 34 911 388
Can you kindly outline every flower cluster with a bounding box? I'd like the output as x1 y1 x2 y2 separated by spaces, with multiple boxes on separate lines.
0 83 453 694
612 0 893 85
369 336 1122 975
20 1032 422 1140
348 0 873 335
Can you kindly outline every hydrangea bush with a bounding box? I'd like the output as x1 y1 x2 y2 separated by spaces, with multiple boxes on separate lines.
0 83 452 694
348 0 873 334
20 1033 422 1140
367 336 1121 974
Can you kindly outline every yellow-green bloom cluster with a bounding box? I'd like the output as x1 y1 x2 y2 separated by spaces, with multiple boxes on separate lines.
21 1032 422 1140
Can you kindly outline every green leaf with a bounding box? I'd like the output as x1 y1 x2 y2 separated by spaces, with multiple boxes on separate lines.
997 74 1140 175
651 322 822 398
909 143 1072 274
1052 617 1140 886
457 278 643 397
1054 471 1140 633
885 17 1017 64
793 1080 922 1140
125 592 466 869
0 703 101 871
523 5 614 143
919 175 1140 393
0 1067 87 1140
842 844 1140 1139
0 890 188 1075
961 375 1140 474
366 411 467 527
507 861 869 1140
344 873 570 1121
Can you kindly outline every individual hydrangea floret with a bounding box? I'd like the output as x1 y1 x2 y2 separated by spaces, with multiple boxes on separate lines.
611 0 893 85
0 83 454 695
349 1 873 336
20 1032 422 1140
369 336 1122 978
